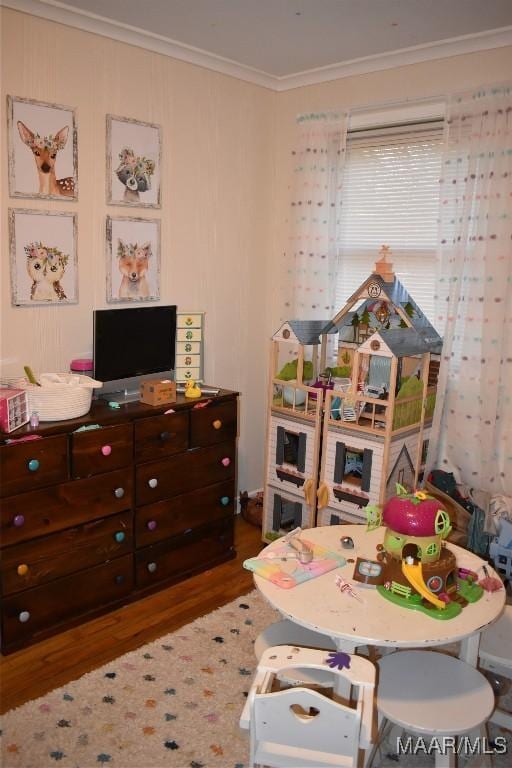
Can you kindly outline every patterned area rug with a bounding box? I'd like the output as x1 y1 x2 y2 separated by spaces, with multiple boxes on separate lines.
1 591 279 768
1 590 510 768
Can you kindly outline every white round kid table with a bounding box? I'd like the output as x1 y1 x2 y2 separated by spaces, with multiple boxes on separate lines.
254 525 506 666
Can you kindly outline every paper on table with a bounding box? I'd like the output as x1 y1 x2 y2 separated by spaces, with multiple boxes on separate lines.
244 539 346 589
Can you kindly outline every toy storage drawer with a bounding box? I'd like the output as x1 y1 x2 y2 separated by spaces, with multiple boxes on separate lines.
177 328 202 343
134 411 189 463
1 511 133 595
71 424 133 479
190 400 237 447
135 479 235 547
0 468 133 547
136 441 235 506
1 554 133 650
177 313 202 328
0 435 68 497
135 518 234 589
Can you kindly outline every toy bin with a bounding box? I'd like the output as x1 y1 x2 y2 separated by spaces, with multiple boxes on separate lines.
23 373 102 422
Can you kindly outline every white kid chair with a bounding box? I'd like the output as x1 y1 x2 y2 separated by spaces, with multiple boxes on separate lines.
478 605 512 731
368 650 495 768
254 619 337 686
240 644 376 768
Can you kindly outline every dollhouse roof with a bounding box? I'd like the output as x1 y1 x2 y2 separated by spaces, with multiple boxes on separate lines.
322 273 442 352
378 328 441 356
273 320 336 345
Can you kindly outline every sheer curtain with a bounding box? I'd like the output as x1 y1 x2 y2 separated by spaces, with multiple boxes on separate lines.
280 111 348 323
428 84 512 496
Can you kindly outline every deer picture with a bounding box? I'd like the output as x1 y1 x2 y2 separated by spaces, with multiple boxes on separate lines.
17 121 75 197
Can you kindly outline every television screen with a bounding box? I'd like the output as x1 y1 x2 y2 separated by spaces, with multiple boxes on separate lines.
93 306 176 382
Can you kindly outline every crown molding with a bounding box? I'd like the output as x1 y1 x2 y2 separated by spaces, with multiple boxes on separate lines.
2 0 512 92
274 26 512 91
0 0 277 90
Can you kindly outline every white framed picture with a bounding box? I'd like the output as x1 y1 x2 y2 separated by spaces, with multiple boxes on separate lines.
106 115 161 208
106 216 161 303
7 96 78 200
9 209 78 306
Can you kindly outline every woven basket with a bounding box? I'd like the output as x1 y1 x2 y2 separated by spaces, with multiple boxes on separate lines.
23 373 102 422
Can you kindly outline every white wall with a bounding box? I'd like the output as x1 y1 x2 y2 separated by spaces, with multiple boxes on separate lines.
1 7 276 492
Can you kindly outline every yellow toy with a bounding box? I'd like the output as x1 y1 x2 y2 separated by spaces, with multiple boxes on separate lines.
184 379 202 398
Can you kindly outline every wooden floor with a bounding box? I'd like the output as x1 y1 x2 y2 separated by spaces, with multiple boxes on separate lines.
0 516 263 714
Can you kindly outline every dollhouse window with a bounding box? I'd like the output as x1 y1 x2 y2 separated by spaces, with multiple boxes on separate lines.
276 426 306 472
434 510 452 537
426 542 439 556
333 441 373 492
421 439 429 465
272 493 302 532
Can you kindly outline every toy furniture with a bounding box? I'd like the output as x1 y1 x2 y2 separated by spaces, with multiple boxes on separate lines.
240 644 376 768
368 650 494 768
263 247 442 541
254 525 505 667
0 389 237 654
478 606 512 731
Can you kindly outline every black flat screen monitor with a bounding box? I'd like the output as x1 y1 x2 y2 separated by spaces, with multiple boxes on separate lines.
93 306 176 397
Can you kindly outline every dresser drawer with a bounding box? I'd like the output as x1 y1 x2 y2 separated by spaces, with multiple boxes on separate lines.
135 518 234 589
1 554 134 649
136 440 235 506
135 480 234 547
0 468 133 547
190 399 237 447
0 435 68 497
1 511 133 595
71 424 133 479
134 411 189 463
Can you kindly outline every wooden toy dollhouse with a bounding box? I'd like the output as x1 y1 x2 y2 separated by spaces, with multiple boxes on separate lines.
262 247 443 541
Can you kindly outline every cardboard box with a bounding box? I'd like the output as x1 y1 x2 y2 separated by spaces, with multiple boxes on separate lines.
139 379 176 406
0 388 29 432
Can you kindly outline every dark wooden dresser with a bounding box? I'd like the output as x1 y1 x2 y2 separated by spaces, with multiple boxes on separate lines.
0 389 238 654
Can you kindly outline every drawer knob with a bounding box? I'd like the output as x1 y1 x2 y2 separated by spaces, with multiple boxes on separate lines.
115 575 125 585
212 419 222 430
114 487 125 499
160 431 171 442
19 611 30 623
220 496 230 506
221 457 231 467
148 478 158 489
28 458 40 472
147 562 157 573
114 531 125 543
13 514 25 527
101 445 112 456
147 520 157 531
17 563 29 576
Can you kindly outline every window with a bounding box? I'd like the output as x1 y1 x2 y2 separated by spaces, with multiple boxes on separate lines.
344 448 364 486
336 120 444 328
283 430 300 466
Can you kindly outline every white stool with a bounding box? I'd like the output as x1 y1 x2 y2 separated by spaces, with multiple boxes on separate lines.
479 606 512 731
254 619 337 686
369 650 494 768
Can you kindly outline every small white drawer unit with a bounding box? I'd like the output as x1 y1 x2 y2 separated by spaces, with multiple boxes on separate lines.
175 312 204 383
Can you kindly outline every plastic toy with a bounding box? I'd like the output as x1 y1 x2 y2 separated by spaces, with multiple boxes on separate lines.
184 379 202 399
366 485 483 619
489 518 512 581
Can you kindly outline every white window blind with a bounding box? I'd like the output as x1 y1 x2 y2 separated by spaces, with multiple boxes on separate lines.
336 121 443 328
